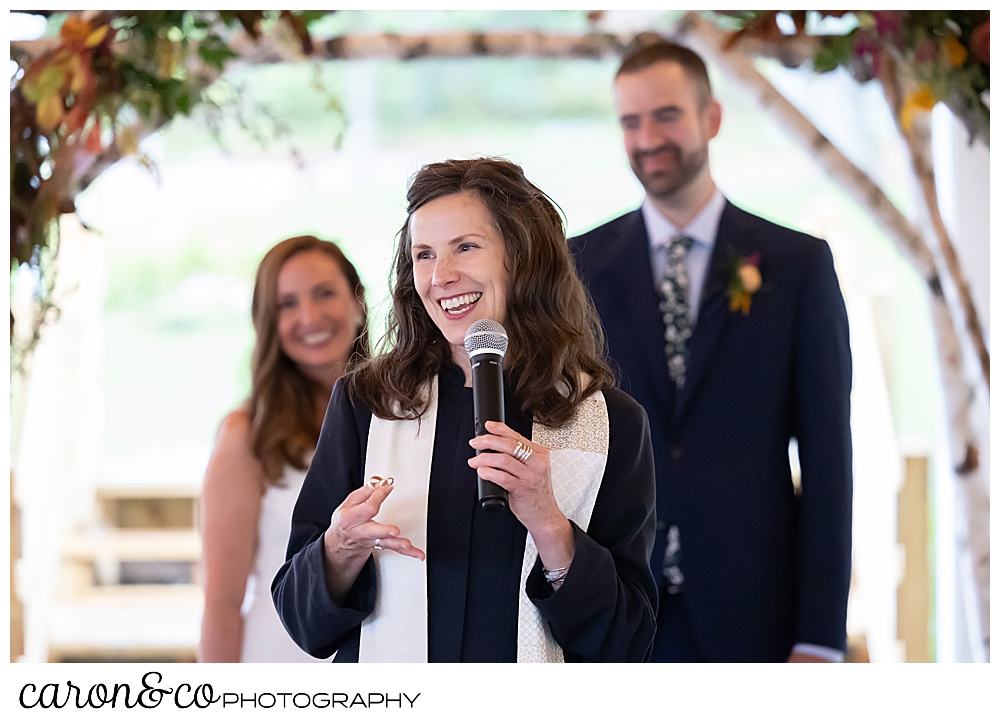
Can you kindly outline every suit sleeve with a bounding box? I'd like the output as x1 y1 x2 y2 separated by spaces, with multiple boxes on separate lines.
792 241 853 652
270 379 374 659
526 390 658 662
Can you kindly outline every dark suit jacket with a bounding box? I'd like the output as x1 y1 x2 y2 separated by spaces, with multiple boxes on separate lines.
570 201 853 662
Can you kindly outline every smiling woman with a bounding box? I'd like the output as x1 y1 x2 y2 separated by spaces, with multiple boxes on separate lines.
271 158 659 663
275 249 367 385
410 191 509 370
198 236 369 662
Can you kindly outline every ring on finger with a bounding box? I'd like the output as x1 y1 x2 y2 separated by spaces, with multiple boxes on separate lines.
513 440 533 464
373 538 384 551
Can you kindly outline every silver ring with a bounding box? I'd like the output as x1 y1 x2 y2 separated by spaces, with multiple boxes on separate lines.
373 538 384 551
513 441 533 464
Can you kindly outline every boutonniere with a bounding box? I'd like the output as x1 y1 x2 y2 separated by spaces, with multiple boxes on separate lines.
726 250 762 315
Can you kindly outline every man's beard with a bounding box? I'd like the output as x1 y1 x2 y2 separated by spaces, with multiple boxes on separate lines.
629 142 708 201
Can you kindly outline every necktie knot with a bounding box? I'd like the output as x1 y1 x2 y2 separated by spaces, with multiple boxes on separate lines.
671 234 695 252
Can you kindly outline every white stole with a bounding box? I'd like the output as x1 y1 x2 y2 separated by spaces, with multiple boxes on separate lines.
358 380 609 663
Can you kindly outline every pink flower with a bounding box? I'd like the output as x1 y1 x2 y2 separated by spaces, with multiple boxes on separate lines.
915 39 938 64
853 32 882 77
728 251 762 314
871 10 902 36
971 21 989 65
738 264 762 294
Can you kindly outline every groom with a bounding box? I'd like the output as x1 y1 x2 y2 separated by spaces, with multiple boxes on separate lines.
571 39 853 662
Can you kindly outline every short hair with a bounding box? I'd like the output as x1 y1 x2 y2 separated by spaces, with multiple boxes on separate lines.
616 37 713 108
248 235 369 482
351 157 613 428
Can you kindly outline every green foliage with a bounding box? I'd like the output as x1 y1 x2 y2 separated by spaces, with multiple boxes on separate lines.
10 9 337 369
198 33 239 71
717 10 989 144
812 33 855 74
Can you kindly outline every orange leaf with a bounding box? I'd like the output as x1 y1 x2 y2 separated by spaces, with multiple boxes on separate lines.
85 123 103 154
63 103 89 133
36 94 65 131
60 15 91 45
942 37 968 67
901 84 936 130
85 24 109 48
66 53 86 94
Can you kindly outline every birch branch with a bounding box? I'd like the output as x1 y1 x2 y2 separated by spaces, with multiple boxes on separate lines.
315 31 626 61
11 30 629 67
925 297 991 654
677 15 940 281
673 15 989 392
878 52 990 389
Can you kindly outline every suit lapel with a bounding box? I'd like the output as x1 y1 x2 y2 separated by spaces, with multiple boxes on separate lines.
674 201 755 425
608 211 674 417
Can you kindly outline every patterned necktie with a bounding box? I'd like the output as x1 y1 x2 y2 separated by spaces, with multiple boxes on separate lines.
659 234 695 389
663 524 684 594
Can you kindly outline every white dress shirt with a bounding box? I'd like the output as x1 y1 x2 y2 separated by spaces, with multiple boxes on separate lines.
641 190 844 663
642 188 726 325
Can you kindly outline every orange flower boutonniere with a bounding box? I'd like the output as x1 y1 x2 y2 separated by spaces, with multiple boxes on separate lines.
727 251 762 315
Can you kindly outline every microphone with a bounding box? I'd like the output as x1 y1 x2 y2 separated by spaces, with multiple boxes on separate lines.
464 319 509 511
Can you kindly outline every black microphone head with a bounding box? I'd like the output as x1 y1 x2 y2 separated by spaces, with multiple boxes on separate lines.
464 319 508 359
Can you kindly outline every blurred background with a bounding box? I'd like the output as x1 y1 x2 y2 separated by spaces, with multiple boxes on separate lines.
9 10 989 663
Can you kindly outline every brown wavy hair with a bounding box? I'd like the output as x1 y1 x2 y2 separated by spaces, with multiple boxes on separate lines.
248 236 369 483
351 158 613 427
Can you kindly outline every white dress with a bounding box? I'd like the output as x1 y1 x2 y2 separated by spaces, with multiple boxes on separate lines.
240 465 331 662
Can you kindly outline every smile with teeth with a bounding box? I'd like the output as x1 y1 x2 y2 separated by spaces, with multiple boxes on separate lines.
440 292 482 315
302 331 333 345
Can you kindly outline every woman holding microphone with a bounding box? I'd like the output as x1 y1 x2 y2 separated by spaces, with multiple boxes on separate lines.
272 158 657 662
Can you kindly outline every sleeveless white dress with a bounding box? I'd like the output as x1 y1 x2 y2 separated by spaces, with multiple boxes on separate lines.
240 465 332 662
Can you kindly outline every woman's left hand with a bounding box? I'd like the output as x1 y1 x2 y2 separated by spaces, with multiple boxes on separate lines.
468 420 575 571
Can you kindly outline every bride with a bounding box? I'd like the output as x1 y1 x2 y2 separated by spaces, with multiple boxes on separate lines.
198 236 368 662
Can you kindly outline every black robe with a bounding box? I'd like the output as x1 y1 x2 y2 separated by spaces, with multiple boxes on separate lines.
271 363 657 662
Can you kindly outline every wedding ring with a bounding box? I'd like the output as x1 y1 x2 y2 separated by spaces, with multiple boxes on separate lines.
373 538 384 551
368 476 394 488
513 440 533 464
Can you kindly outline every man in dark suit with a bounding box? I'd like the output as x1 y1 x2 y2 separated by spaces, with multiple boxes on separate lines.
571 39 853 662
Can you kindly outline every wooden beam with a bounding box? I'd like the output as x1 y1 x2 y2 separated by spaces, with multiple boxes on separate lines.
897 456 932 662
10 474 24 662
11 30 633 67
316 30 626 61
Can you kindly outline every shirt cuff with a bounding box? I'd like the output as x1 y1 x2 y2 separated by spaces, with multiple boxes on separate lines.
792 642 844 662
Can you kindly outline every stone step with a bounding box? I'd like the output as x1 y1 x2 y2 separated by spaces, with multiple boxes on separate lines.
48 584 202 663
62 528 202 588
96 484 200 530
64 528 202 562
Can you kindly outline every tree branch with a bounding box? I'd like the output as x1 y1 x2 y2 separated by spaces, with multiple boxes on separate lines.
315 30 626 61
879 51 990 388
678 15 940 280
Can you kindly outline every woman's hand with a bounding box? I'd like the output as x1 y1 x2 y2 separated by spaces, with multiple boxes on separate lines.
468 421 575 572
322 482 425 603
